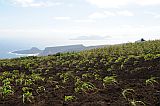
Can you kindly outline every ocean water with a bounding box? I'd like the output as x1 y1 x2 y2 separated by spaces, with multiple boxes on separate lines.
0 51 21 59
0 40 31 59
0 38 45 59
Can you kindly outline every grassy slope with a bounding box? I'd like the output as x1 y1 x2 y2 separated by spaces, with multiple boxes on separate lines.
0 40 160 106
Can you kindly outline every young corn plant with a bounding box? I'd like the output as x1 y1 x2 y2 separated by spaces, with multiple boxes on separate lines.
36 86 45 94
64 95 76 102
75 80 97 94
122 89 135 101
0 78 14 98
145 77 159 87
15 78 24 85
0 75 4 81
2 71 12 78
22 87 34 104
22 87 32 93
94 74 102 80
31 73 45 82
24 79 34 86
130 99 146 106
122 89 146 106
2 78 12 86
74 77 82 92
103 76 117 87
22 91 34 104
60 72 74 84
82 73 93 79
0 85 14 98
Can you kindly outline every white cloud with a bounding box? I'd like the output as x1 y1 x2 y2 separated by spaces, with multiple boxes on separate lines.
89 12 107 19
74 19 95 23
86 0 160 8
1 25 160 41
89 10 134 19
11 0 61 7
86 0 129 8
117 10 134 16
53 17 71 20
154 15 160 18
88 11 116 19
104 11 116 16
144 11 156 15
145 11 160 19
136 0 160 6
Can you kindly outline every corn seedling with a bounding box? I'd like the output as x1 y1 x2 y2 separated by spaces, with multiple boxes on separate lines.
24 79 34 86
2 78 11 86
22 87 33 93
122 89 135 101
103 76 117 87
53 84 65 91
22 87 34 103
94 74 102 80
82 73 92 79
130 99 146 106
145 77 159 87
16 78 24 85
22 91 34 103
0 85 13 98
12 70 19 74
36 86 45 94
0 76 4 81
2 72 12 78
31 73 45 81
64 95 76 102
0 78 14 98
75 81 97 94
60 73 69 83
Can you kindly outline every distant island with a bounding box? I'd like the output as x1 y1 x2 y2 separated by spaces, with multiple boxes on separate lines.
11 44 107 56
12 47 42 55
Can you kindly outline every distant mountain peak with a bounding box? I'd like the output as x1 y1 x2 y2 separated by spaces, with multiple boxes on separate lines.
12 47 42 55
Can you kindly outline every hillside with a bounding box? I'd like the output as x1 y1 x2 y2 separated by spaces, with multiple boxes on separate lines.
0 40 160 106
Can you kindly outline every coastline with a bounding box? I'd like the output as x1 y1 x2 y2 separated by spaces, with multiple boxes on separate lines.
8 52 39 56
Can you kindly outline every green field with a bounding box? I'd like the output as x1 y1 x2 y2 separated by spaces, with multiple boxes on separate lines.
0 40 160 106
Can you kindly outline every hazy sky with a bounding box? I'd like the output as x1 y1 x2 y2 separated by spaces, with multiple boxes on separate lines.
0 0 160 45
